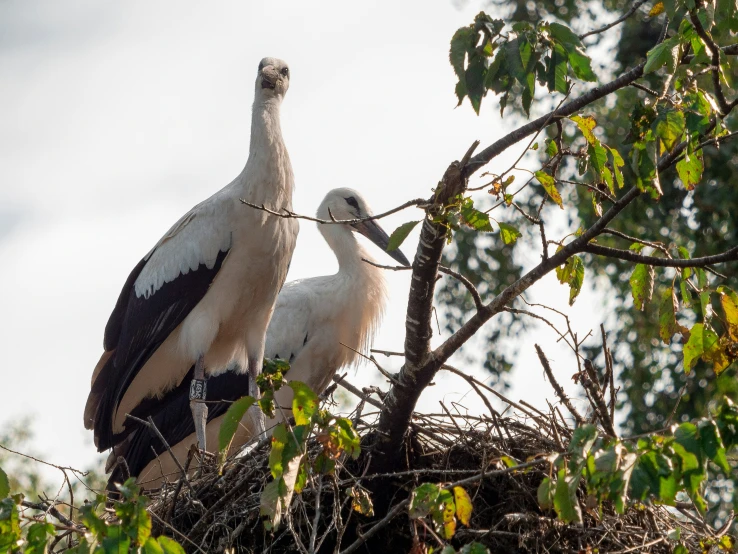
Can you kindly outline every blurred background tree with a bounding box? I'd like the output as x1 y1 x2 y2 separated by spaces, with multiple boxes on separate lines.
440 0 738 434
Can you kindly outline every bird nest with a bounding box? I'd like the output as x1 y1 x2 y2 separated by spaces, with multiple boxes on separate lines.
143 383 714 554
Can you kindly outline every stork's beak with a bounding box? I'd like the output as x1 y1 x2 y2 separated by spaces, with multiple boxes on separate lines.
352 219 411 267
261 66 278 89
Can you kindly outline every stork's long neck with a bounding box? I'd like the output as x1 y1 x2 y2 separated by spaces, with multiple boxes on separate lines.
241 98 293 208
322 225 382 279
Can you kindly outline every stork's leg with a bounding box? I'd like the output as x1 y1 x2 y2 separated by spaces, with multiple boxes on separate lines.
248 355 266 438
189 355 208 451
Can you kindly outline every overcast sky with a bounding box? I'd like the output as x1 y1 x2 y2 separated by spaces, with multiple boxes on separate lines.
0 0 617 485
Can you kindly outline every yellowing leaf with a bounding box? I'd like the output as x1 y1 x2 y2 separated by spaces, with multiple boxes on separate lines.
659 287 680 344
535 170 563 208
288 381 319 426
570 114 598 145
649 2 665 16
556 255 585 305
349 486 375 517
720 287 738 341
453 486 473 526
683 323 719 372
630 264 654 311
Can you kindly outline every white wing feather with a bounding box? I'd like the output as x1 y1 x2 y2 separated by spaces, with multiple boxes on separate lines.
134 194 235 299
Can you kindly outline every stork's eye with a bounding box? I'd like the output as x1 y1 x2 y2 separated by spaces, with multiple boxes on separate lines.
345 196 360 211
281 67 289 77
258 61 264 71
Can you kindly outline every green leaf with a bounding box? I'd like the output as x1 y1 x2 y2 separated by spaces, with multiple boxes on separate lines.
535 170 563 208
218 395 257 453
548 22 583 48
684 323 707 372
565 47 597 81
588 143 608 180
288 381 319 426
498 222 522 245
699 420 730 473
546 138 559 157
453 486 473 526
409 483 441 519
556 255 585 305
644 37 680 74
156 536 186 554
437 489 457 539
24 522 55 554
546 42 569 94
676 148 703 190
460 542 490 554
537 476 555 510
569 424 598 457
608 147 625 188
269 424 289 479
630 264 655 311
460 199 494 232
449 27 474 80
0 467 8 500
654 110 685 152
553 468 582 523
387 220 421 251
659 287 680 343
144 538 164 554
466 55 487 114
101 525 131 554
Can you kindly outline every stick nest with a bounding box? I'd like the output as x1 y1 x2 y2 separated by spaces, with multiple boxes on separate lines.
145 399 713 554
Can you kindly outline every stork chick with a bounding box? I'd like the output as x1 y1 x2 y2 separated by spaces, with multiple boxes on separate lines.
107 188 410 489
85 57 298 455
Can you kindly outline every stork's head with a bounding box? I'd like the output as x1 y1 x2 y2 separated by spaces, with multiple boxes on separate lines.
317 188 411 267
255 57 290 100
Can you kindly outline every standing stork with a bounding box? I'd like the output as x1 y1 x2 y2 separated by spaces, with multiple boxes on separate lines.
85 57 298 455
105 188 410 489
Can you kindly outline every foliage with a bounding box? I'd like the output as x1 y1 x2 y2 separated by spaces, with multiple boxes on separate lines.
218 363 361 530
0 473 185 553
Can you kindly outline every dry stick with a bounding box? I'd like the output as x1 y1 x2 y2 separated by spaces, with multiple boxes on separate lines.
168 449 194 523
582 360 618 438
20 500 82 532
339 458 547 554
534 345 585 426
309 476 324 554
125 414 193 492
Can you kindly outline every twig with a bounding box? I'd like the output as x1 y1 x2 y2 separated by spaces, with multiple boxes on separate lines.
581 360 617 438
125 414 192 492
240 197 428 225
20 500 82 532
534 345 585 426
309 476 323 554
579 0 650 40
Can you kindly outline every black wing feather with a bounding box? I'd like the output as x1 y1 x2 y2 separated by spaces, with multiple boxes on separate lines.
90 249 230 451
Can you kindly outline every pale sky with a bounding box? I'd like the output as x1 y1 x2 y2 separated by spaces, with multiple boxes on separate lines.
0 0 618 485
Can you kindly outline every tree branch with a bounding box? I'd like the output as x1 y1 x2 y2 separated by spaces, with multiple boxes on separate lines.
583 244 738 267
579 0 650 40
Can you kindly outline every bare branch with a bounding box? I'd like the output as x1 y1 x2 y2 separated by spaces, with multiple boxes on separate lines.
239 197 428 225
534 345 585 426
579 0 650 40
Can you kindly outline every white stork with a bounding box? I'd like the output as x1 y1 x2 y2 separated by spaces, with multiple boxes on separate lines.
105 188 410 489
85 57 298 455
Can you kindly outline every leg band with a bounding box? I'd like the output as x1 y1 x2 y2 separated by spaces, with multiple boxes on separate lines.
189 378 207 401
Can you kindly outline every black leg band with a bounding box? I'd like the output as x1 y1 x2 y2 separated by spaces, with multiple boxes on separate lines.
189 378 207 401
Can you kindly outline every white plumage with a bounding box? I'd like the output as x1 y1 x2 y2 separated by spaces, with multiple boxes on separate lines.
115 188 409 489
85 57 298 454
